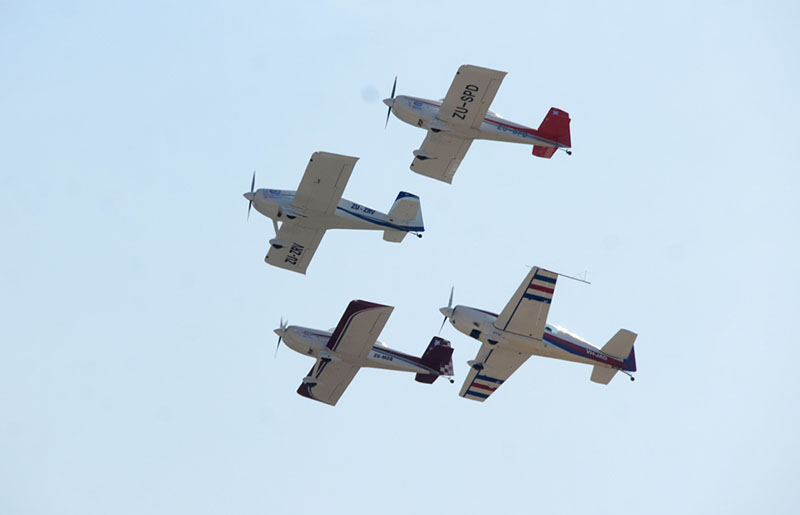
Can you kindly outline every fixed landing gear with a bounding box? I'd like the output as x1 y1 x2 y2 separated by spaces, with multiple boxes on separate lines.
447 378 455 384
621 370 635 382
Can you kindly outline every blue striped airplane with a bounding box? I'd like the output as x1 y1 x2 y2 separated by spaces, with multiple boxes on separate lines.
438 266 638 402
243 151 424 274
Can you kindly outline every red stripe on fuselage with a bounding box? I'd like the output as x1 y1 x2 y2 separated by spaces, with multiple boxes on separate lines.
406 96 544 137
543 333 631 370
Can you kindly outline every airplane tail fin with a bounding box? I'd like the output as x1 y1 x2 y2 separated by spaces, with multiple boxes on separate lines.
532 107 571 158
590 329 637 385
383 192 424 242
415 336 454 384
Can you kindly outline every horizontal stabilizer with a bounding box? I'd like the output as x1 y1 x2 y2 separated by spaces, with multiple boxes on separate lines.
590 365 617 385
383 229 406 242
532 145 557 158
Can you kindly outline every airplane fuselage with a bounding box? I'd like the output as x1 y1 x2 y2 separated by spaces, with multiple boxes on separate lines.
249 188 423 233
388 95 559 148
447 305 634 371
280 325 440 376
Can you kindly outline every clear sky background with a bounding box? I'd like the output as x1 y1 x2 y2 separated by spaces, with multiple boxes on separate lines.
2 1 799 514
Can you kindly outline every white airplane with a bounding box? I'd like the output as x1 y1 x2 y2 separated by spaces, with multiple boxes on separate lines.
274 300 455 406
243 151 424 274
384 64 572 184
439 266 637 402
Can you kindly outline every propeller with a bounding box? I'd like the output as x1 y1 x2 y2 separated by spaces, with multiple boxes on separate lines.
384 76 397 129
438 286 454 334
245 171 256 220
274 317 288 358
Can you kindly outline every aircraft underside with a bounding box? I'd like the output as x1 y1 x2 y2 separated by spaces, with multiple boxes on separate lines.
477 332 605 368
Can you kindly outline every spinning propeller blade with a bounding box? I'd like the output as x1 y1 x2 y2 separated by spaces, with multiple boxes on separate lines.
247 171 256 221
439 286 454 334
384 76 397 129
275 317 288 358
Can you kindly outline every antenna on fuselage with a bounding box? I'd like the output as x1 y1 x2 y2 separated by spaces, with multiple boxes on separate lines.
556 271 590 285
563 270 590 284
524 265 590 285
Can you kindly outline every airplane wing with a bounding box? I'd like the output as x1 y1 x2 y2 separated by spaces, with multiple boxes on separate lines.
296 300 394 406
437 65 507 130
292 152 358 215
493 267 558 339
326 300 394 359
264 223 326 275
460 344 531 402
410 132 473 184
297 360 360 407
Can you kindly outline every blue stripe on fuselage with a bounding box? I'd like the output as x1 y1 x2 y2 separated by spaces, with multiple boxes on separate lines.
543 333 585 359
336 206 423 232
543 333 625 369
372 348 434 374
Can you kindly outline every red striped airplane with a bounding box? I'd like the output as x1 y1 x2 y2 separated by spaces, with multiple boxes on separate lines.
384 64 572 184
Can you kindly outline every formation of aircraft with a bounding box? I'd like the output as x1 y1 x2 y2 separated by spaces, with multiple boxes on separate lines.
245 64 638 405
438 266 637 402
274 300 455 406
384 64 572 184
244 151 423 274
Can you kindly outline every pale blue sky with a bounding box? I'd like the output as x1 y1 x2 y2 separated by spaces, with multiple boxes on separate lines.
2 1 799 514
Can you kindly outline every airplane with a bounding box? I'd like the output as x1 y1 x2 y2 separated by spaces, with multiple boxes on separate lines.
438 266 637 402
383 64 573 184
243 151 424 274
274 300 455 406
